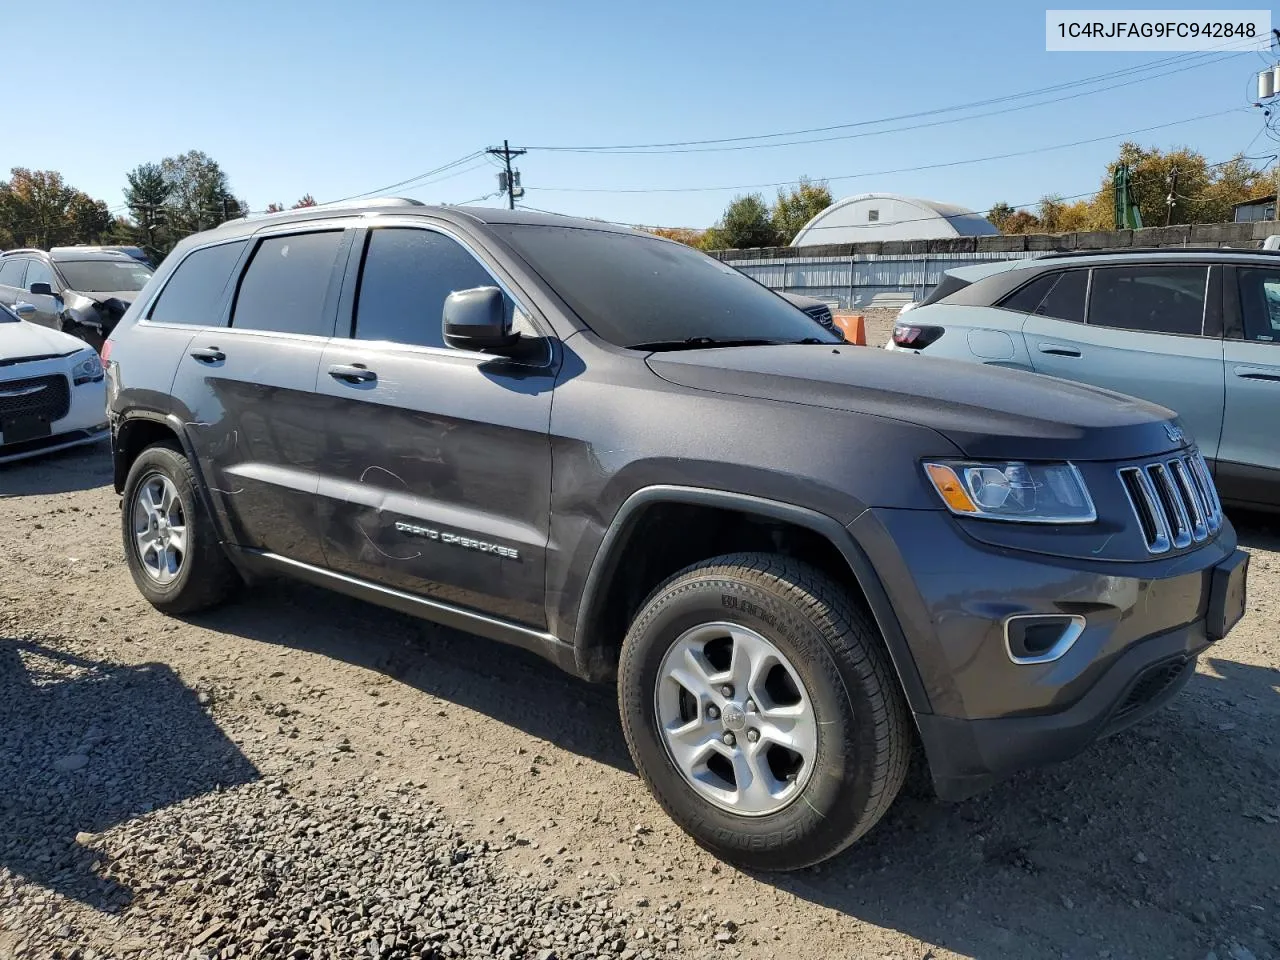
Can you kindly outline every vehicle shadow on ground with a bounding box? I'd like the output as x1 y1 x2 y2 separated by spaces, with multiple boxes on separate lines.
187 583 1278 960
190 582 634 772
0 639 259 910
0 442 111 497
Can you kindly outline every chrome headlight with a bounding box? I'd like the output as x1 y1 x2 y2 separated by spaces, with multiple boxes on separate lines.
71 350 104 385
924 460 1096 523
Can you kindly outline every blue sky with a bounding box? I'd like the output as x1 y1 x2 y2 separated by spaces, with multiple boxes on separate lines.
9 0 1273 228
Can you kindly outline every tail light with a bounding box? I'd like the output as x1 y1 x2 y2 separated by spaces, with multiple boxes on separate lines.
100 339 113 363
892 323 945 349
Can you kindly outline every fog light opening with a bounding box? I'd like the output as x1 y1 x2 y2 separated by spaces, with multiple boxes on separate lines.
1004 614 1086 665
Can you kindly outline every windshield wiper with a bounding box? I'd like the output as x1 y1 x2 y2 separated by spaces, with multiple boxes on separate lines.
628 337 795 352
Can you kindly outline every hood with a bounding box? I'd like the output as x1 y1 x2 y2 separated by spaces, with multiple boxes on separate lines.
64 289 139 309
0 320 85 363
646 345 1185 461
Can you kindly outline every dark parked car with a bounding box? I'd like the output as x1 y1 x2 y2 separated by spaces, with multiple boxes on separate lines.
0 247 154 351
104 201 1248 870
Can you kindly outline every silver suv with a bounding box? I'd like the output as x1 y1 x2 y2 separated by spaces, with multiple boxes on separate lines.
887 247 1280 510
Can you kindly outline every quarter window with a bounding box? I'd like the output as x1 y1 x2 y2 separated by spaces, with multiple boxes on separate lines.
1236 267 1280 343
0 259 27 288
149 241 248 327
232 232 344 336
1087 265 1207 336
354 228 511 349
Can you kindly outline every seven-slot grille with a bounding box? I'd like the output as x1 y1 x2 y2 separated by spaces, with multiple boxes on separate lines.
1118 450 1222 554
0 374 70 424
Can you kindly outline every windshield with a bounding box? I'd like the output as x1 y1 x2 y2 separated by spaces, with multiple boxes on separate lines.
0 303 17 323
56 259 154 293
490 225 840 348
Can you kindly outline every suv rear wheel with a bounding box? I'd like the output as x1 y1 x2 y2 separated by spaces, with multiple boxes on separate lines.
618 552 910 871
121 443 239 614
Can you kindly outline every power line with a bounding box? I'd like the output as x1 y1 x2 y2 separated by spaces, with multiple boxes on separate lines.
529 107 1247 195
326 150 485 204
527 38 1262 155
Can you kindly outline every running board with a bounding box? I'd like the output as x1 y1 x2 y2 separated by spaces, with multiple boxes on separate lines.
231 548 580 675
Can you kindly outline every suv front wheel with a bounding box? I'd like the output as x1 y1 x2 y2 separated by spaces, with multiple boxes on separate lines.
618 553 911 871
121 443 239 614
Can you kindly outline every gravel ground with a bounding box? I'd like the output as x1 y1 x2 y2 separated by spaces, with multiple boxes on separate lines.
1 442 1278 960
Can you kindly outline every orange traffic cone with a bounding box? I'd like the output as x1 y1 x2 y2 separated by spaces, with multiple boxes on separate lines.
833 313 866 346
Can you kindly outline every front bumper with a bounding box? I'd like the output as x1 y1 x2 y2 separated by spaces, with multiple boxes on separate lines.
853 507 1246 799
1 363 107 464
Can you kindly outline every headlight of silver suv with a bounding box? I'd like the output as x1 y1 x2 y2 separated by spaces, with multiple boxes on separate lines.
923 460 1096 523
71 350 104 385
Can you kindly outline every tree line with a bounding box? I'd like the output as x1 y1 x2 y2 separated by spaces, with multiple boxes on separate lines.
0 152 316 265
677 144 1276 250
975 143 1269 236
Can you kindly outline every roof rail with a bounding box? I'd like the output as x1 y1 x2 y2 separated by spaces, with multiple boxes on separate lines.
0 248 45 256
1037 246 1280 259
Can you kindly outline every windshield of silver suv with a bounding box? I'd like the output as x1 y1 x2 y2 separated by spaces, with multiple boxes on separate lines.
55 259 154 292
491 224 840 348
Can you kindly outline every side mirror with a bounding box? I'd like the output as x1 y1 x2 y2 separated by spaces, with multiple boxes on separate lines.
13 302 36 318
29 282 53 297
442 286 517 351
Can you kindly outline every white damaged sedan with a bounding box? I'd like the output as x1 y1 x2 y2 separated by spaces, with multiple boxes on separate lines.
0 302 107 464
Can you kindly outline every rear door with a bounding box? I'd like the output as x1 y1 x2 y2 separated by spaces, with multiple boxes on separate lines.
0 259 29 313
1218 264 1280 507
314 222 556 628
168 225 354 565
1023 263 1225 457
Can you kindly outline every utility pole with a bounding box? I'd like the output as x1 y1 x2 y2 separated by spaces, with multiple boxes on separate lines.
1165 167 1179 227
487 140 526 210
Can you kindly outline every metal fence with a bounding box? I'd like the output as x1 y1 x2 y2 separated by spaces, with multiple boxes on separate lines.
729 251 1038 309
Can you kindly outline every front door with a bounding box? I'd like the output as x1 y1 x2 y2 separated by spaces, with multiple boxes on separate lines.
314 224 555 628
20 259 63 330
168 227 353 565
1219 264 1280 507
1024 263 1226 458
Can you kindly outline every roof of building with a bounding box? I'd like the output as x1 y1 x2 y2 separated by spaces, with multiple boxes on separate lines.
1232 194 1276 209
791 193 998 245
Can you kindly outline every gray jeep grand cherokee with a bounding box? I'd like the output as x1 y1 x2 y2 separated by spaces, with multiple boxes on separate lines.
104 200 1249 870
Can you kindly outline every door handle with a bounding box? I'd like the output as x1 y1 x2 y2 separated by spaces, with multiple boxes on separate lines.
1037 343 1082 358
189 347 225 363
328 363 377 384
1232 365 1280 382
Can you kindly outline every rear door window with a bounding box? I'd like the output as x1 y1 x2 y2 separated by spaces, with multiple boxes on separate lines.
1087 265 1207 336
0 259 27 288
998 273 1059 313
231 232 344 337
149 240 248 327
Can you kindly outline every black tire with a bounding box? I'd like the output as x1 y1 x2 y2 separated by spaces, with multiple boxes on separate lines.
121 443 239 614
618 552 911 871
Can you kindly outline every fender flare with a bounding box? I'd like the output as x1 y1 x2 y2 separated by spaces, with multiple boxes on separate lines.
113 411 235 549
573 485 931 714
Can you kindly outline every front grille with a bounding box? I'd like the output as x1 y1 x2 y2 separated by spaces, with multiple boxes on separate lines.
1118 450 1222 554
802 304 835 330
1111 656 1190 725
0 374 70 423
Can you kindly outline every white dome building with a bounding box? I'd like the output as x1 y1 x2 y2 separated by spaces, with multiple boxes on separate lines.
790 193 999 246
